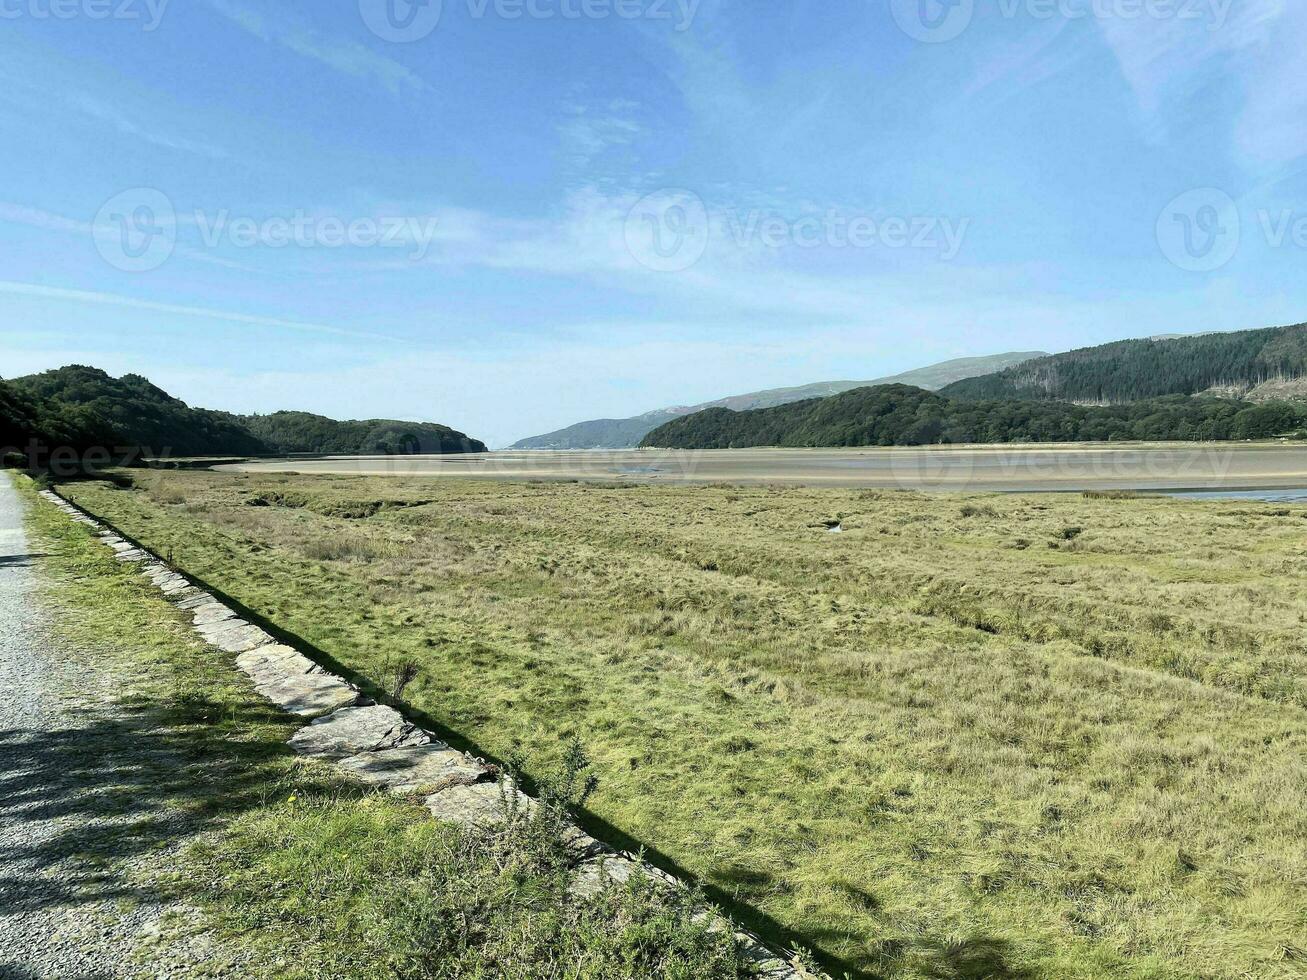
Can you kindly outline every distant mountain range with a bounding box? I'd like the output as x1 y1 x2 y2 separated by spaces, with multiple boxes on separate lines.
508 352 1047 449
1 366 486 461
642 322 1307 450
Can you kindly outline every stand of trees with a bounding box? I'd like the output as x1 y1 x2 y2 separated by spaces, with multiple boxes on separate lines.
942 323 1307 403
239 411 486 455
1 366 486 467
641 385 1307 449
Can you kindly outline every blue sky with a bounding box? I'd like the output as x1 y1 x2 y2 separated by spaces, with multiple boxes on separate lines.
1 0 1304 446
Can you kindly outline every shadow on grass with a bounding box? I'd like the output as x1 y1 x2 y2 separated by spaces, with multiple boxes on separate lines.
0 696 304 923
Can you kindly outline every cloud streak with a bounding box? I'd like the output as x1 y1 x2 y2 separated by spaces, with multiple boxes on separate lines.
1096 0 1302 173
202 0 428 95
0 281 404 344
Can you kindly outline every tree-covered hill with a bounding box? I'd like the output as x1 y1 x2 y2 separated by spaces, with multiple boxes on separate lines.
941 323 1307 403
640 384 1306 448
238 410 486 455
1 374 122 458
8 366 267 456
1 366 486 462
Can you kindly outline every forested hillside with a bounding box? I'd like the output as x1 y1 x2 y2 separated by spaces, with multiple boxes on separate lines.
239 411 486 455
641 384 1306 448
1 366 485 462
1 374 121 457
8 366 266 456
942 323 1307 403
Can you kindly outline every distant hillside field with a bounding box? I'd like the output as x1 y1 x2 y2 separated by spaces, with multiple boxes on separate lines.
641 384 1307 449
510 351 1046 449
0 366 486 461
942 322 1307 403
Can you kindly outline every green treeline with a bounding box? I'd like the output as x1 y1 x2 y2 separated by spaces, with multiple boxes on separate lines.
5 366 267 457
942 323 1307 402
1 366 486 462
240 411 485 455
640 385 1307 449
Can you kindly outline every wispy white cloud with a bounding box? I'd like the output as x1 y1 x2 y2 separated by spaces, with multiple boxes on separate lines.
0 202 266 274
0 203 89 236
0 49 230 161
1095 0 1301 173
0 281 402 343
558 101 644 166
202 0 428 95
65 93 230 159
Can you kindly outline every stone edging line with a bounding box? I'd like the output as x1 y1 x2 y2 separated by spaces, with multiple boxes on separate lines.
34 486 822 980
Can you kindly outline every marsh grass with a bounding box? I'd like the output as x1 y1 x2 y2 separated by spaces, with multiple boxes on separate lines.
58 472 1307 979
18 476 750 980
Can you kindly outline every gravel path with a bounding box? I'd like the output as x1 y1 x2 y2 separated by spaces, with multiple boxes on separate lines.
0 477 240 979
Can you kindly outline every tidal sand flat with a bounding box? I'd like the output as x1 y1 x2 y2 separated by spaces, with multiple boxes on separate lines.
219 443 1307 492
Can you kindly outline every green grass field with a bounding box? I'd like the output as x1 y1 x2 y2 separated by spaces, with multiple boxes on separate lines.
19 474 749 980
58 471 1307 979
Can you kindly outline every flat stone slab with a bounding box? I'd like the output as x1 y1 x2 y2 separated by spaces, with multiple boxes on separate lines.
423 780 535 829
735 942 804 979
288 705 430 760
200 622 273 654
567 855 648 900
253 671 362 716
560 823 608 862
174 591 216 610
196 616 248 636
234 646 363 717
236 643 309 675
192 603 238 626
166 586 205 606
337 744 488 794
